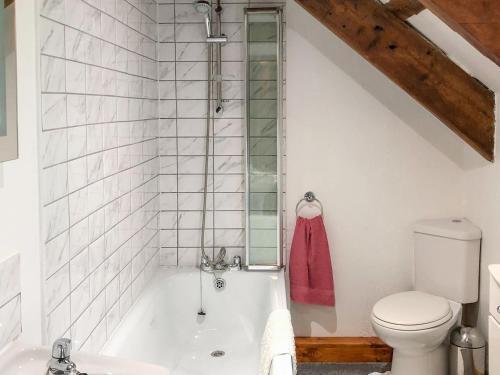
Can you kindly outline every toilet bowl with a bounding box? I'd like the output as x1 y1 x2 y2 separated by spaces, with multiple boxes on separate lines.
370 218 481 375
371 291 462 375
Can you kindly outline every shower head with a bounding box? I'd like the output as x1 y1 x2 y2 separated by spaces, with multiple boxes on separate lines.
193 0 211 14
193 0 212 37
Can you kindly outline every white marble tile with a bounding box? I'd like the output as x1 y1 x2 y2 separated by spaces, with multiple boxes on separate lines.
221 61 244 81
214 118 244 137
0 254 20 307
177 100 208 118
87 153 104 183
67 94 86 127
159 81 176 100
0 296 21 350
44 231 70 278
101 14 116 44
44 197 70 242
159 43 175 62
159 248 177 266
39 0 162 349
159 62 176 80
160 193 177 211
71 277 91 321
214 192 244 210
119 286 132 318
221 42 244 62
65 0 101 37
69 187 89 225
176 61 208 80
41 55 66 92
88 218 105 256
71 291 105 348
214 228 245 247
87 124 104 154
214 210 244 229
174 4 201 23
177 137 207 156
86 96 104 124
40 17 65 57
45 264 70 312
66 61 86 94
159 24 175 42
67 126 87 160
70 216 89 257
175 23 206 42
178 174 212 193
42 94 67 130
68 157 88 193
65 28 90 63
214 174 244 193
178 210 212 229
46 296 70 343
159 4 175 23
214 137 244 155
176 42 208 62
178 192 213 211
176 81 208 100
214 155 244 174
177 248 201 267
159 119 176 137
40 0 66 23
220 4 245 23
221 80 244 100
70 247 90 289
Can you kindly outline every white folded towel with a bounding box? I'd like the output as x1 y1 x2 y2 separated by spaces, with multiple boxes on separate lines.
259 309 297 375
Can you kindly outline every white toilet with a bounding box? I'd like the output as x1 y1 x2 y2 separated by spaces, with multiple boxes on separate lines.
371 218 481 375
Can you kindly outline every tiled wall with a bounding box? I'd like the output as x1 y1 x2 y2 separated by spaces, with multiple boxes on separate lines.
39 0 160 351
0 254 21 350
157 0 285 266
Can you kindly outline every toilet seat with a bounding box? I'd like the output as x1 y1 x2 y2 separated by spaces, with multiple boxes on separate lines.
372 291 452 331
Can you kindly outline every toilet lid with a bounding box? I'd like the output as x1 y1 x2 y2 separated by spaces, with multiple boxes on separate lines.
372 291 452 330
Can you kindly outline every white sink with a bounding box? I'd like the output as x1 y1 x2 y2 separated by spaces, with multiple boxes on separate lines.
0 340 169 375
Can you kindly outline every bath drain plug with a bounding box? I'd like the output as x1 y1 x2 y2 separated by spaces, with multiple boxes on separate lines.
211 350 225 358
214 278 226 290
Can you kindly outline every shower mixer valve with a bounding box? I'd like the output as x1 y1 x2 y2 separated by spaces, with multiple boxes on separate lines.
200 249 241 272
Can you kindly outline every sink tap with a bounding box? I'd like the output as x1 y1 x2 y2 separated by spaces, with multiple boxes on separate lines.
47 338 86 375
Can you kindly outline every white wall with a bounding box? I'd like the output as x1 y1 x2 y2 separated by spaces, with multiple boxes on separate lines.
0 0 43 344
286 1 466 336
464 98 500 336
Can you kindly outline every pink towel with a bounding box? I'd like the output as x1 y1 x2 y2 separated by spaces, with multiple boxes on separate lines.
289 215 335 306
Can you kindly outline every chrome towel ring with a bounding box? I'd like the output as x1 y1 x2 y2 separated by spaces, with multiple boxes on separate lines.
295 191 323 216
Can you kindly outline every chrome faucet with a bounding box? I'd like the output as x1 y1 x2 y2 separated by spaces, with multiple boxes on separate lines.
47 338 86 375
200 247 242 272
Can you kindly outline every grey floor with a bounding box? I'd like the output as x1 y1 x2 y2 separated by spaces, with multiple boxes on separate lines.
297 363 391 375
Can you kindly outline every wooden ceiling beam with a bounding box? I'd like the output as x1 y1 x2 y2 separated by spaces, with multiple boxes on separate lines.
386 0 426 20
295 0 495 161
418 0 500 66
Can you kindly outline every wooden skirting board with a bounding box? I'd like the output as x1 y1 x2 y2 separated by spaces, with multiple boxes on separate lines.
295 337 393 363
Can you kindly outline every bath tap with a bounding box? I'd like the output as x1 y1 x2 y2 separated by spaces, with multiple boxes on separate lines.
47 338 87 375
200 248 241 272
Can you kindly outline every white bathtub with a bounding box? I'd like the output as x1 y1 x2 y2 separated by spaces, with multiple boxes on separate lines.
102 268 292 375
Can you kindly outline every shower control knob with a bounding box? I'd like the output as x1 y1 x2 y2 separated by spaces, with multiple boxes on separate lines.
497 306 500 314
